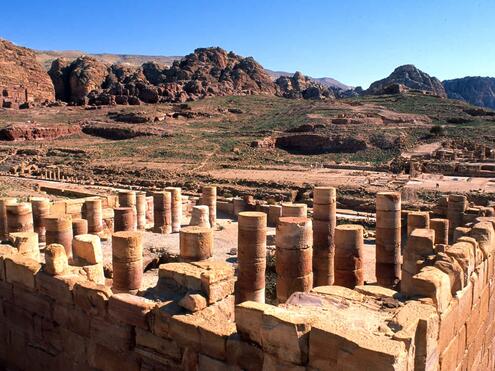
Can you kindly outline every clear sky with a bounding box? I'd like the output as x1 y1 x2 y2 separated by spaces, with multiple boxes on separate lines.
1 0 494 88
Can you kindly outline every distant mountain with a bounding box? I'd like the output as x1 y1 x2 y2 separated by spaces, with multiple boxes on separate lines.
35 50 180 70
443 77 495 110
265 69 351 90
366 64 447 97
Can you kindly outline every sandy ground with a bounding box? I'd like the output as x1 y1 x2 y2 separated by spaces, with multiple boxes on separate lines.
206 167 495 193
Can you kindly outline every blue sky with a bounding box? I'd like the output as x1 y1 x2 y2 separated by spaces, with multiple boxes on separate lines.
1 0 493 88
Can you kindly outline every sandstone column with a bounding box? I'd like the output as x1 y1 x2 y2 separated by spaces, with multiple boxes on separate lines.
237 211 267 303
152 191 172 234
201 186 217 227
375 192 401 287
312 187 337 286
281 203 307 217
9 231 40 261
118 190 137 230
407 211 430 236
72 218 88 236
45 244 68 275
84 198 103 235
136 192 147 231
44 215 73 258
268 204 282 227
334 224 364 288
0 197 17 240
190 205 211 228
430 218 449 245
145 196 154 230
6 203 34 234
179 226 213 262
165 187 182 233
112 231 143 293
31 197 51 243
114 207 135 232
447 195 467 242
276 217 313 303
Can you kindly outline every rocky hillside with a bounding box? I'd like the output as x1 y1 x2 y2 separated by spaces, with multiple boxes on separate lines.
366 64 447 97
0 38 55 107
48 47 333 105
443 77 495 110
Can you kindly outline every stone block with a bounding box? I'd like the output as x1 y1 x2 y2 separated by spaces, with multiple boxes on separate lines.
199 318 236 361
235 301 270 345
44 243 68 276
169 313 202 350
150 300 183 338
73 280 112 316
410 266 452 313
5 254 41 290
88 342 140 371
53 303 91 337
263 353 306 371
0 244 17 280
205 277 235 304
178 293 207 312
90 317 133 352
226 334 264 371
13 285 52 319
198 354 232 371
135 327 181 360
36 271 84 305
260 306 312 364
108 293 156 329
72 234 103 265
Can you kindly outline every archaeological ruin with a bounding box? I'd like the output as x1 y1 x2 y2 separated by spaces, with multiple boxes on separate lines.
0 181 493 371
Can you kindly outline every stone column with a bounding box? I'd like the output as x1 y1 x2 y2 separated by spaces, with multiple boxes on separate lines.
45 244 68 275
179 226 213 262
165 187 182 233
281 203 307 217
237 211 267 303
190 205 211 228
201 186 217 227
114 207 135 232
112 231 143 293
9 231 40 261
145 196 154 230
268 205 282 227
136 192 147 231
275 217 313 303
118 191 137 230
6 203 34 234
152 191 172 234
72 218 88 236
430 218 449 245
334 224 364 289
447 195 467 242
84 198 103 235
375 192 401 287
44 215 73 258
0 197 17 240
31 197 51 243
312 187 337 286
407 211 430 236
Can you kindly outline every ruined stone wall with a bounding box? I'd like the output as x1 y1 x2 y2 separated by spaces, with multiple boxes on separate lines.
0 193 495 370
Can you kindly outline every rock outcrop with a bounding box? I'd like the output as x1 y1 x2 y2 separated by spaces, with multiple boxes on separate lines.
275 71 334 100
443 77 495 110
366 65 447 98
0 38 55 107
0 123 80 141
49 47 281 105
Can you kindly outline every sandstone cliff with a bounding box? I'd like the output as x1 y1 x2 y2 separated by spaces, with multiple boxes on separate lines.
443 76 495 110
366 64 447 97
0 38 55 107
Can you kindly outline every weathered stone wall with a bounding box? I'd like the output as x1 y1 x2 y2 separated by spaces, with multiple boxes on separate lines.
0 191 494 370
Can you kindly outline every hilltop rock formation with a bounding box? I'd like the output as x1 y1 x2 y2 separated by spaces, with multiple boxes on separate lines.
275 71 334 99
443 77 495 110
48 46 335 105
367 65 447 97
0 38 55 107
